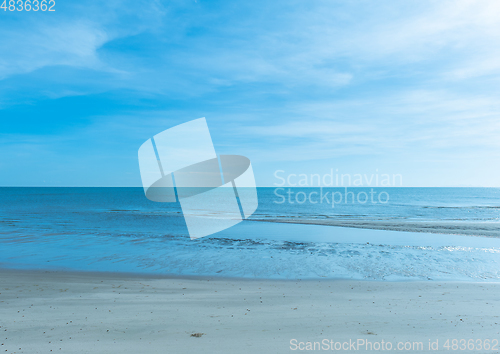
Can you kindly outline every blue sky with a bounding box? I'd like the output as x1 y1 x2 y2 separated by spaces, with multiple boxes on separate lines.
1 0 500 187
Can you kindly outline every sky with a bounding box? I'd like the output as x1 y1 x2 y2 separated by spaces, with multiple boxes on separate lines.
1 0 500 187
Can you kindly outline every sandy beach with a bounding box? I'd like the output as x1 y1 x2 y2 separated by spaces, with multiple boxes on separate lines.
256 218 500 238
1 270 499 353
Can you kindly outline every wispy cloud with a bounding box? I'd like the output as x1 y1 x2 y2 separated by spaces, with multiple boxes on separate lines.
1 0 500 186
0 23 108 80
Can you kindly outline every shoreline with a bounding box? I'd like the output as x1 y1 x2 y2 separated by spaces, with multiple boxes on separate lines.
2 267 500 283
250 218 500 238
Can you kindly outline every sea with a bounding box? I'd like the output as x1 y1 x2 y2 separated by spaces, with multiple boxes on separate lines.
1 187 499 281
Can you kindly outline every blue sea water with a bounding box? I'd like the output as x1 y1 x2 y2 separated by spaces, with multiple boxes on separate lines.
0 187 499 280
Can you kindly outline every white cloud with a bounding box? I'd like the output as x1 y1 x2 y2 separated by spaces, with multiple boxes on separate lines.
0 22 109 80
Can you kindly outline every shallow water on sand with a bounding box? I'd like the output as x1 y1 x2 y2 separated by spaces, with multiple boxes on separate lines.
0 187 499 280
